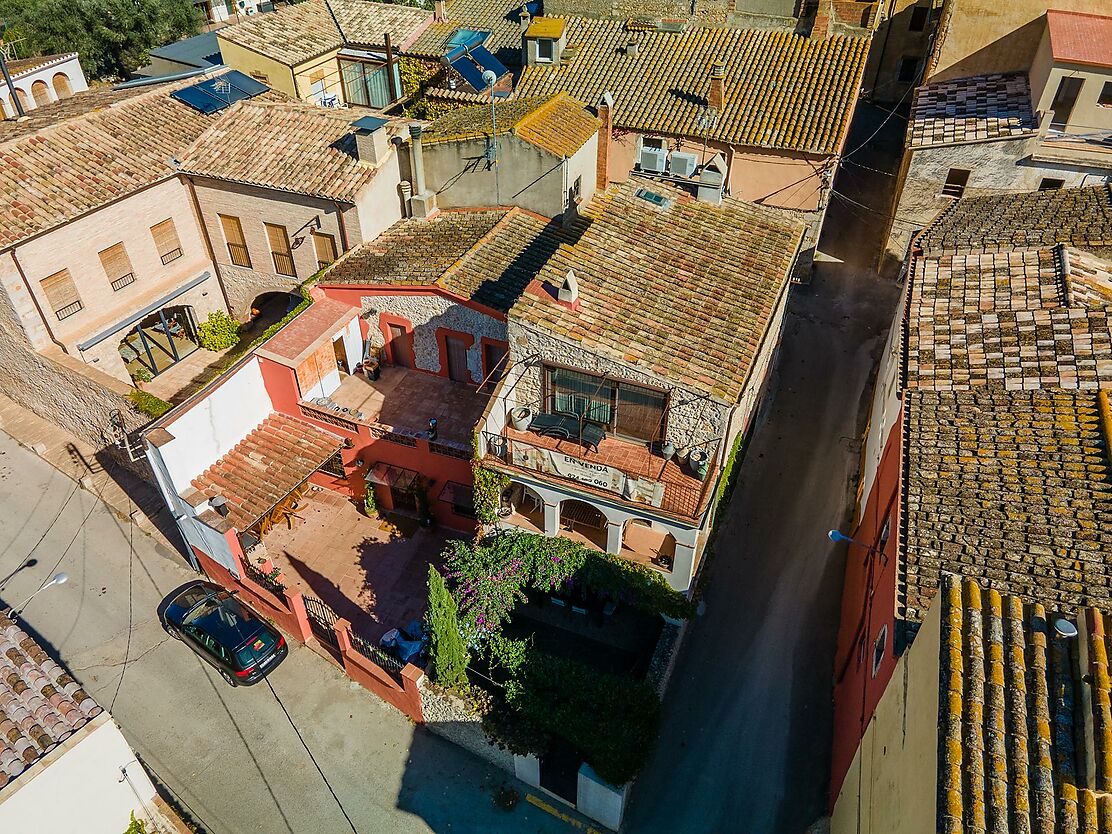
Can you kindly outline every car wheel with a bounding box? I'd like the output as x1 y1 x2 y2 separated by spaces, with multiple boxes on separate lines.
218 669 237 686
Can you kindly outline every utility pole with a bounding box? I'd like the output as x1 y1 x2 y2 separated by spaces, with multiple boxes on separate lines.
483 69 500 205
0 22 27 119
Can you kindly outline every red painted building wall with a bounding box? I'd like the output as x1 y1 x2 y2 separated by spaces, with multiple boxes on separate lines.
829 407 904 806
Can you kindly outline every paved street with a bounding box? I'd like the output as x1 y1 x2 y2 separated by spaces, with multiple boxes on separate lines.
0 432 578 834
624 102 905 833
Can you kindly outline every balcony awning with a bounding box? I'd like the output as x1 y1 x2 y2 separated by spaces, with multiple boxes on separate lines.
366 462 419 491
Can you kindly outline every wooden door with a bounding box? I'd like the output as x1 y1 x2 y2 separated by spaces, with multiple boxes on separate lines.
387 323 415 368
1050 77 1083 128
445 335 470 383
483 342 508 385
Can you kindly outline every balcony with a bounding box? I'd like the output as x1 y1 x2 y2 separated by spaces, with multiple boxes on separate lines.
483 425 714 521
299 366 490 451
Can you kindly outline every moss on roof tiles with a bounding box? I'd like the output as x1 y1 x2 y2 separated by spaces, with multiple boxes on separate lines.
422 93 599 157
517 17 868 154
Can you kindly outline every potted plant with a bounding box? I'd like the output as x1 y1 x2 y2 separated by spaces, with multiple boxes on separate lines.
509 406 532 432
687 448 710 480
659 439 676 460
363 484 378 518
488 434 507 457
131 366 153 388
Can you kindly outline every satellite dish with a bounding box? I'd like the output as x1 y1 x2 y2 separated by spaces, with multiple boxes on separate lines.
481 69 497 88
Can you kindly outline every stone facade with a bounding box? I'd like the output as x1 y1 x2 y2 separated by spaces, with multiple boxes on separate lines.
218 262 303 321
416 679 516 773
361 293 508 384
507 320 731 454
886 135 1105 267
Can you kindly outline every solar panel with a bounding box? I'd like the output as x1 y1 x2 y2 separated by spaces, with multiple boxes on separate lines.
451 55 488 92
447 28 488 49
471 46 508 80
223 69 269 96
170 85 228 114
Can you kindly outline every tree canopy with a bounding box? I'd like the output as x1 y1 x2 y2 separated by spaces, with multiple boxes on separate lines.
0 0 203 80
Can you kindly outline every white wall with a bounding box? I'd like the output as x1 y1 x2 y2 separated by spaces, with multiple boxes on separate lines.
157 356 273 490
355 151 406 243
0 715 158 834
0 54 88 118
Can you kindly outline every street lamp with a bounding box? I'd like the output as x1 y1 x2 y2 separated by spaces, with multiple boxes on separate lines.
0 22 27 119
10 572 69 618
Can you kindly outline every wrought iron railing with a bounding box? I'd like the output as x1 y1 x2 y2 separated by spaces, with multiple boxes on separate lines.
160 247 183 265
272 251 296 278
303 594 340 653
110 273 136 292
243 560 286 596
350 630 405 679
227 242 251 268
54 300 83 320
428 440 470 459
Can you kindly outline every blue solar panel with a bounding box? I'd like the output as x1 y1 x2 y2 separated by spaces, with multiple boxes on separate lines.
223 69 269 96
447 28 488 49
471 46 508 80
444 43 469 62
450 55 487 92
170 85 227 114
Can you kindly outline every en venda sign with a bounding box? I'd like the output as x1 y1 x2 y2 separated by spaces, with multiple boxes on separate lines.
511 446 665 508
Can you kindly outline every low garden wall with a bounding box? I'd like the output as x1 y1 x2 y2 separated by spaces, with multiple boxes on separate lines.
417 678 515 773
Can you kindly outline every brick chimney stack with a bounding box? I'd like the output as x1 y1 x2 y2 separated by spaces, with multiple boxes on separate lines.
708 61 725 111
596 91 615 191
434 0 446 21
811 0 832 39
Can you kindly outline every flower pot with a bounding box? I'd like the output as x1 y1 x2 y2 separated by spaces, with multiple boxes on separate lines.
687 449 710 480
489 435 507 457
510 407 532 432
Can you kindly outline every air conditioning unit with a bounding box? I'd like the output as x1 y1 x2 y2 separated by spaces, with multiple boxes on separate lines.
669 151 698 178
639 145 667 173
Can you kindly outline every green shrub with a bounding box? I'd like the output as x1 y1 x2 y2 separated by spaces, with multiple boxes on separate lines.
363 484 378 517
128 388 173 418
130 365 153 383
196 311 240 351
472 463 510 525
427 565 469 688
124 813 148 834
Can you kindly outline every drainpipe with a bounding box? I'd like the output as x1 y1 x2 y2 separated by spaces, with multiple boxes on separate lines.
333 201 350 254
8 249 65 351
410 124 427 196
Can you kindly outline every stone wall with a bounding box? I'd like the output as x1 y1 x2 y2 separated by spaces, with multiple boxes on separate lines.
507 320 731 453
885 136 1105 267
360 293 508 384
218 263 302 321
417 679 516 774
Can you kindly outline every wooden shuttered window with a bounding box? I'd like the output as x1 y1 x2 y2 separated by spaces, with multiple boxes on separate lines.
40 269 83 320
99 243 136 292
265 223 296 277
150 219 183 264
312 232 337 270
219 214 251 268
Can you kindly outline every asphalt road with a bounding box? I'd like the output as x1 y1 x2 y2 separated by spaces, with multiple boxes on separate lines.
0 432 579 834
623 102 905 833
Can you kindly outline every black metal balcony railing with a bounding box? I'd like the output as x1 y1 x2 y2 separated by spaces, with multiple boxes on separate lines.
110 273 136 292
160 247 183 265
483 429 711 519
227 242 252 268
54 300 83 320
272 251 297 278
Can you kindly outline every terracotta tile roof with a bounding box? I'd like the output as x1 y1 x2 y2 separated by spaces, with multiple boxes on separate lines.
903 246 1112 391
190 412 344 531
0 613 102 790
916 184 1112 255
937 574 1112 834
218 0 432 66
175 100 385 202
1047 9 1112 69
5 53 74 77
516 18 868 155
423 93 599 157
408 0 531 59
0 72 282 250
256 297 356 365
511 180 805 400
900 389 1112 624
319 207 556 313
908 73 1038 149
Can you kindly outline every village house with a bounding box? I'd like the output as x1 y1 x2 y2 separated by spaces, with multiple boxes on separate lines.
0 69 283 447
883 8 1112 269
513 14 869 267
0 614 181 833
0 52 87 117
831 573 1112 833
830 184 1112 806
175 98 408 317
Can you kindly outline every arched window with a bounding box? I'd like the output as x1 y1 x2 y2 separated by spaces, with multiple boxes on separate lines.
52 72 72 99
31 80 51 107
13 88 29 112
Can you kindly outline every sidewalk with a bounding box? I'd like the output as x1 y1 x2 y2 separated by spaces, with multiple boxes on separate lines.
0 393 180 554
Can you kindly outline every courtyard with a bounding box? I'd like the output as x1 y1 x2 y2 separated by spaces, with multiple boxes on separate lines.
258 486 459 642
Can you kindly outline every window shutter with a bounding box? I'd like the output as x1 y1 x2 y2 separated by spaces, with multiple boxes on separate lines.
265 223 292 256
98 243 133 282
312 232 337 267
150 219 182 263
220 214 246 246
40 269 82 318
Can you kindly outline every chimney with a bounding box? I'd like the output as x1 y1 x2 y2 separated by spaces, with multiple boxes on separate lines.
625 38 639 57
596 91 614 191
811 0 832 40
350 116 390 165
708 61 725 111
558 269 579 305
518 4 531 33
434 0 446 21
407 124 437 219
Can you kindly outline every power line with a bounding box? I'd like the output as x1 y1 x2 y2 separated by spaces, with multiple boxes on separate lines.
265 678 359 834
109 504 136 712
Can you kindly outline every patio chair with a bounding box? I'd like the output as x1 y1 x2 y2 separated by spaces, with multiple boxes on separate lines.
528 412 605 452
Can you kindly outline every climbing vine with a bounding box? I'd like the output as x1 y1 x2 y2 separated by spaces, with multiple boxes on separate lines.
472 463 509 525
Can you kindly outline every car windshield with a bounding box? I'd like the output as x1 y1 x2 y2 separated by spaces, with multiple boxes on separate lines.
174 585 216 613
235 630 278 667
191 595 264 656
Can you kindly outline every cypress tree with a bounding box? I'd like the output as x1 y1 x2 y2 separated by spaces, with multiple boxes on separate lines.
427 565 468 688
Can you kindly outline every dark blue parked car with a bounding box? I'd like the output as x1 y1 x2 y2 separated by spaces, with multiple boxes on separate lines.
161 580 287 686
